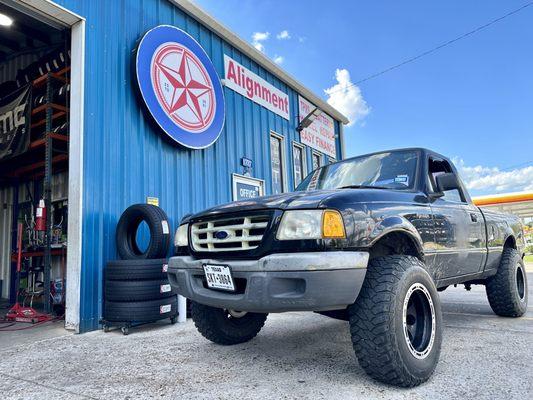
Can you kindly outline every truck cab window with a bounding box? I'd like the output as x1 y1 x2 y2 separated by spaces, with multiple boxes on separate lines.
427 158 464 203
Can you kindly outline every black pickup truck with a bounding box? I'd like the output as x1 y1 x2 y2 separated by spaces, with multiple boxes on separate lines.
168 148 528 387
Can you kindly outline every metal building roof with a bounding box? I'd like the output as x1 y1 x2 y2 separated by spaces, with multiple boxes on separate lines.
170 0 350 125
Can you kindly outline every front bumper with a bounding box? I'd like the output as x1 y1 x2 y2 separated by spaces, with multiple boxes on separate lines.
167 251 369 313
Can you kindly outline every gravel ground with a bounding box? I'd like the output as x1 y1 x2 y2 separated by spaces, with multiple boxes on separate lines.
1 274 532 400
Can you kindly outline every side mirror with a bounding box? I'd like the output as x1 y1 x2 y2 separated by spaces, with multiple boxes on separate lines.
435 173 460 192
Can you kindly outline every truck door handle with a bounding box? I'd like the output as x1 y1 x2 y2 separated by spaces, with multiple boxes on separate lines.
470 213 478 223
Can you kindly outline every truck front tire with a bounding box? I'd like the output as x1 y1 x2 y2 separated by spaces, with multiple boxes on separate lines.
191 301 268 345
485 248 528 317
348 255 442 387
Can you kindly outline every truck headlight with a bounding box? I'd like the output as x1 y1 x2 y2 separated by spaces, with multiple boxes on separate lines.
276 210 345 240
174 224 189 247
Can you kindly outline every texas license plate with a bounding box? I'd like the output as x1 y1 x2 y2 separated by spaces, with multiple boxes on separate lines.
203 264 235 292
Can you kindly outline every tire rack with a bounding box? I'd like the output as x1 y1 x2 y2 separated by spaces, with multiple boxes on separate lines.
1 68 70 313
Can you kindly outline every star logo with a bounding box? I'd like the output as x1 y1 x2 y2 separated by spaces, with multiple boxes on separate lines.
151 42 216 132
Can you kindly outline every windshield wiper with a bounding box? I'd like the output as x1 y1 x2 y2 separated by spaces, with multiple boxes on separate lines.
338 185 389 190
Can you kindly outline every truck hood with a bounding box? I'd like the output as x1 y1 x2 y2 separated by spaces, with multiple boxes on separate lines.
186 188 423 222
188 190 339 220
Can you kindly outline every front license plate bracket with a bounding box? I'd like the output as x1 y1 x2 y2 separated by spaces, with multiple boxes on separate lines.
203 264 235 292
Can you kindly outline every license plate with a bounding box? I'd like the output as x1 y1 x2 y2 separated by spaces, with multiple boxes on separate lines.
203 264 235 292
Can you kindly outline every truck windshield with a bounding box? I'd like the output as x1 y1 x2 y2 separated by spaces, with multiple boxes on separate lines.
295 150 419 191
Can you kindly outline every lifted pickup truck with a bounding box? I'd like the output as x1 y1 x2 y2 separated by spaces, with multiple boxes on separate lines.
168 148 528 387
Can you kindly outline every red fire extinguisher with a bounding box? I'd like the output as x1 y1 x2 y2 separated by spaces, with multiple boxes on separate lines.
35 199 46 231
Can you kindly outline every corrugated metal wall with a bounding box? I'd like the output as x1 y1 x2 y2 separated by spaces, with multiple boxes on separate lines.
54 0 342 331
0 53 40 88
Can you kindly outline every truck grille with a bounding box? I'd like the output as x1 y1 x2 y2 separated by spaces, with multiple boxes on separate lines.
191 214 270 252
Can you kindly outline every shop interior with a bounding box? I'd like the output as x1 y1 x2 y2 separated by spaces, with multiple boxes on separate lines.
0 1 71 332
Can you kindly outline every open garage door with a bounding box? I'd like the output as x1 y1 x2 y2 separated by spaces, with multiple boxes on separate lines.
0 0 84 334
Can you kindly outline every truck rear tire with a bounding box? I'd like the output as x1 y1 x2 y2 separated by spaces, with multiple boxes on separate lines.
191 301 267 345
485 248 528 317
348 255 442 387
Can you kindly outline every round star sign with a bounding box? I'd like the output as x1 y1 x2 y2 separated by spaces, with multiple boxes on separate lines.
136 25 225 149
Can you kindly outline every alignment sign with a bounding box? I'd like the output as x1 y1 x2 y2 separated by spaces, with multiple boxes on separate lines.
224 55 290 120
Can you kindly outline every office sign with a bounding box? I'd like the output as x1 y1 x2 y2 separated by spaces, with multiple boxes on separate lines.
298 96 336 158
232 173 265 201
136 25 225 149
224 55 289 120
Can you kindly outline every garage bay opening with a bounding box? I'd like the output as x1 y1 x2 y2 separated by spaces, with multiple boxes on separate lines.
0 1 71 334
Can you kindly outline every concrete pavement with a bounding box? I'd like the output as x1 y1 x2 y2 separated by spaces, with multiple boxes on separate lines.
1 273 532 399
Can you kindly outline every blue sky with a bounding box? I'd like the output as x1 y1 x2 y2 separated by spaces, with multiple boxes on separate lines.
195 0 533 196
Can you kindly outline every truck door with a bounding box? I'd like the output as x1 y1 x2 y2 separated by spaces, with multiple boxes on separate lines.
462 203 486 274
427 157 484 278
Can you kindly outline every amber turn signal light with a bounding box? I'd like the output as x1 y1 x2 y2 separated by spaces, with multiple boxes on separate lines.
322 210 346 238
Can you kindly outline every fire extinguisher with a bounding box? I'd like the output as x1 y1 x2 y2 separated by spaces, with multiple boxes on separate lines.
35 199 47 232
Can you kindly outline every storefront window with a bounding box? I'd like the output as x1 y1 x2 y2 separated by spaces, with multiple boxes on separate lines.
292 144 305 188
312 152 321 171
270 134 285 194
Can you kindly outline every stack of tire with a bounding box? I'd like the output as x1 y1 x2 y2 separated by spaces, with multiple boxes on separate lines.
103 204 178 335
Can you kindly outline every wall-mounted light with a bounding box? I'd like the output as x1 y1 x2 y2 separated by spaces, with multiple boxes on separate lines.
0 13 13 27
296 107 321 132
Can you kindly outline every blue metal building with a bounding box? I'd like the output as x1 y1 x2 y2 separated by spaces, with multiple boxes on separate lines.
0 0 347 332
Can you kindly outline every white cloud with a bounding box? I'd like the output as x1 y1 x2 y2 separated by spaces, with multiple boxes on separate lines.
273 55 284 65
298 36 306 43
324 69 370 126
453 158 533 193
251 31 270 53
276 30 291 40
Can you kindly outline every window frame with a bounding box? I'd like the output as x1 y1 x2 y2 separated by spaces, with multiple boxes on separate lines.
311 150 322 171
427 156 467 204
291 141 307 189
269 131 287 194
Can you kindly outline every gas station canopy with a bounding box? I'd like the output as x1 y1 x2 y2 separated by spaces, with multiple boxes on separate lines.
472 191 533 219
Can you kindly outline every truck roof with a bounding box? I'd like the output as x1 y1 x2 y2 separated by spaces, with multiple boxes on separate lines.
341 147 451 164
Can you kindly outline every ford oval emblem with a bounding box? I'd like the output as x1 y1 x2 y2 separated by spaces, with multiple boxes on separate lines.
214 230 229 240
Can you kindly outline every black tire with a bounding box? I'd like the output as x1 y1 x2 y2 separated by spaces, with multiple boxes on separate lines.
104 279 176 302
104 296 177 322
485 248 528 317
105 259 168 281
348 255 442 387
116 204 171 260
191 301 267 345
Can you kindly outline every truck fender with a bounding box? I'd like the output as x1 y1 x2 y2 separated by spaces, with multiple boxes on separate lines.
368 215 425 260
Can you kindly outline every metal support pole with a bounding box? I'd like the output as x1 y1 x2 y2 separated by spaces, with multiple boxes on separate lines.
9 181 19 305
43 73 53 314
178 295 187 323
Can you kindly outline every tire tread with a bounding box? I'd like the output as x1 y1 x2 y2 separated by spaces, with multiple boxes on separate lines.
191 301 267 345
485 247 527 317
348 255 440 387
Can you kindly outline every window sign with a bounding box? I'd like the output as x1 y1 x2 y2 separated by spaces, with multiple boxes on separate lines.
270 134 285 194
232 174 265 201
293 144 305 188
298 96 336 158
